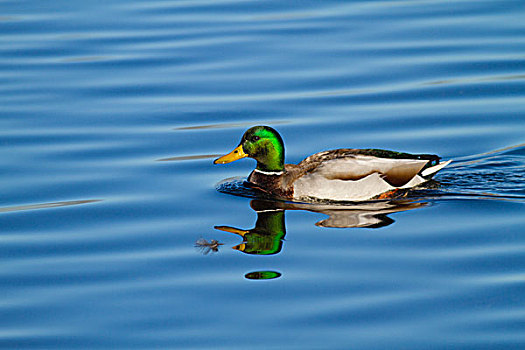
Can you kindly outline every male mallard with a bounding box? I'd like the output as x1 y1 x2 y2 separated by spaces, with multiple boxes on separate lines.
214 126 451 202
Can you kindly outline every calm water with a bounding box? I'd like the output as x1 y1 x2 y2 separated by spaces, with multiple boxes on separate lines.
2 0 525 348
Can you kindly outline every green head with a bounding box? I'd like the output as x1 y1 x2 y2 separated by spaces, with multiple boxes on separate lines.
214 126 285 172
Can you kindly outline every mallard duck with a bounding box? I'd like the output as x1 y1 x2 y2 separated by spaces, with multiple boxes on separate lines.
214 126 451 202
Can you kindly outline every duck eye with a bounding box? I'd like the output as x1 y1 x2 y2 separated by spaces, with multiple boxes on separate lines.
251 136 260 142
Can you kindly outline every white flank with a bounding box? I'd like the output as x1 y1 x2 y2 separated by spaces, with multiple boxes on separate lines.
293 172 395 202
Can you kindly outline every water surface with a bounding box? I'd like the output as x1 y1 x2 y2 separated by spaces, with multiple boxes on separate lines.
1 0 525 349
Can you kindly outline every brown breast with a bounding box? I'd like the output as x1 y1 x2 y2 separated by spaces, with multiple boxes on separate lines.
248 170 294 199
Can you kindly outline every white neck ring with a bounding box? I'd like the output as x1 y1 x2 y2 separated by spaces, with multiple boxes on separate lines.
253 169 284 176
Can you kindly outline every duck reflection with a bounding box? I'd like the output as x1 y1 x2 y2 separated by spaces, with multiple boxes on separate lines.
215 199 427 256
289 200 427 229
215 200 287 255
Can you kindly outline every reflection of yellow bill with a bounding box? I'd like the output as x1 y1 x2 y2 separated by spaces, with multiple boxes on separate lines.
214 225 249 252
232 244 246 252
214 225 249 237
213 145 247 164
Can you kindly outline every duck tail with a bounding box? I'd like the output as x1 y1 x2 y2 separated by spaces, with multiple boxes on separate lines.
413 153 441 164
421 160 452 178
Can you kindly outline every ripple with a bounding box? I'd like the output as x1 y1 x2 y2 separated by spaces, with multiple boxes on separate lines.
60 56 110 63
0 199 101 214
156 154 220 162
175 120 288 130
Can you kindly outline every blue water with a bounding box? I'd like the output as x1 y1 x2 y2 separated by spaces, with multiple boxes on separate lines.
2 0 525 348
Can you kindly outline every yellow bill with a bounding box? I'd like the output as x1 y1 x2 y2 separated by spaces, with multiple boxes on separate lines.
213 145 248 164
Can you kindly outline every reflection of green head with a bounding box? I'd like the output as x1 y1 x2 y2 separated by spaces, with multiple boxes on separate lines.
215 206 286 255
240 210 285 255
241 126 285 172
